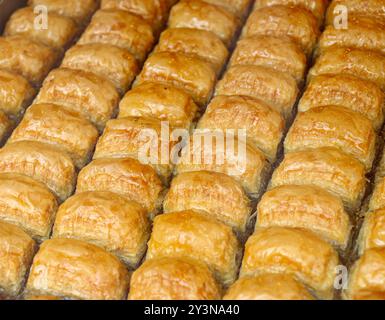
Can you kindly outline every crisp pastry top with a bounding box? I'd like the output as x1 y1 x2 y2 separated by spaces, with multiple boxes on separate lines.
346 248 385 300
135 52 216 108
176 134 269 195
319 15 385 56
285 105 376 170
298 74 385 131
0 111 11 144
309 47 385 91
0 141 76 202
26 238 130 300
230 35 307 84
358 208 385 255
62 44 139 94
0 173 57 241
4 7 78 49
242 5 319 55
76 157 164 217
128 257 221 300
215 65 299 120
0 69 35 120
118 82 198 129
35 68 120 131
0 36 58 86
369 177 385 212
163 171 251 233
147 210 240 286
198 95 284 162
155 28 229 76
257 185 351 249
270 147 366 211
25 295 62 300
28 0 99 24
168 0 239 47
202 0 251 18
223 274 314 300
0 221 35 296
9 103 98 169
53 191 149 267
241 227 339 300
78 9 154 63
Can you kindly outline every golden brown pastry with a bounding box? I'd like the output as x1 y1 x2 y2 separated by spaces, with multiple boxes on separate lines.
135 52 216 108
128 257 221 300
358 208 385 255
285 106 376 170
168 0 239 47
309 47 385 91
4 7 78 49
78 9 154 63
76 158 164 217
147 210 240 286
229 35 307 84
215 65 298 120
118 82 198 129
28 0 99 24
198 95 284 162
242 5 319 55
163 171 251 233
0 221 35 297
345 248 385 300
0 173 57 241
26 238 129 300
0 141 76 202
0 36 58 86
155 28 229 75
62 44 139 94
299 74 385 131
25 295 61 300
241 227 339 300
9 103 98 169
270 147 366 211
53 191 150 267
93 117 176 182
35 68 120 131
369 178 385 212
176 134 269 195
203 0 251 18
0 111 11 144
257 185 351 249
0 70 35 120
223 274 314 300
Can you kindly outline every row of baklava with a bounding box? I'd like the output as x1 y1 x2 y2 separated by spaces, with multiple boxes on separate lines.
0 0 178 299
228 0 385 300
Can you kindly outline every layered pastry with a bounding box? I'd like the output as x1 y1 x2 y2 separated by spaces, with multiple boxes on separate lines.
369 178 385 212
358 208 385 255
203 0 251 18
0 111 11 144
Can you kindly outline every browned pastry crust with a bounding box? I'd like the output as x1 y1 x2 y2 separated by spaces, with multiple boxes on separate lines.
53 191 150 267
369 177 385 212
25 295 62 300
198 95 284 162
128 257 221 300
242 5 319 55
35 68 120 131
0 141 76 202
0 111 11 144
298 74 385 131
76 158 164 217
270 147 366 211
285 105 376 170
0 36 58 87
62 44 139 94
26 238 130 300
118 81 198 129
223 274 314 300
215 65 298 120
309 47 385 91
163 171 251 233
168 0 239 47
358 208 385 255
155 28 229 76
0 221 35 297
0 173 57 241
203 0 251 18
257 185 351 249
241 227 339 300
4 7 78 49
135 52 216 108
229 35 307 84
78 9 154 63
